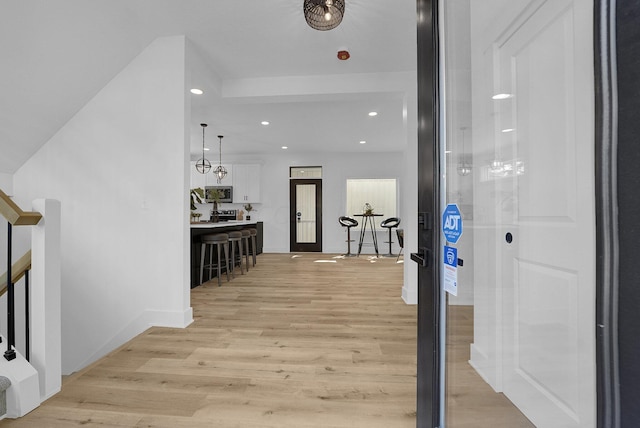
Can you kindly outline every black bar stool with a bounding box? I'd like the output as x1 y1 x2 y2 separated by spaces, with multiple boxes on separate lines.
339 216 358 257
199 233 230 286
240 229 252 272
227 231 244 276
248 228 258 267
396 229 404 262
380 217 401 257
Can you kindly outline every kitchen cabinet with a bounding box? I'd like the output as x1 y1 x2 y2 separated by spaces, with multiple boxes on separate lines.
190 162 233 189
232 164 261 203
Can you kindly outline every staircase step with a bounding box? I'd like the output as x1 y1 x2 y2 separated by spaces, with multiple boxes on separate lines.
0 376 11 417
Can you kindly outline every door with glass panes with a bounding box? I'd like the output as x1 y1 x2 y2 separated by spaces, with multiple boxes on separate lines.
441 0 595 426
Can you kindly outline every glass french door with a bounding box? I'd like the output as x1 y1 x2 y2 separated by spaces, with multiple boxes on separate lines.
440 0 596 426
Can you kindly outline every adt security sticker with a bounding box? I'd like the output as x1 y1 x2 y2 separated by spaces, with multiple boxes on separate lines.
443 245 458 296
442 203 463 244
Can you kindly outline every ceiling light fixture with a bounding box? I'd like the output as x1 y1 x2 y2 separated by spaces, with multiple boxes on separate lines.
195 123 211 174
304 0 345 31
359 140 366 144
190 88 203 95
282 146 288 150
492 93 513 100
213 135 227 183
261 121 270 126
368 111 378 117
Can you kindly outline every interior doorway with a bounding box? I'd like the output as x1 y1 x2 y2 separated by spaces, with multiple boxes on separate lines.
289 178 323 252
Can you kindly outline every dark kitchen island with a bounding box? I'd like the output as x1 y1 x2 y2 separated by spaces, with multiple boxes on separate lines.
190 220 263 287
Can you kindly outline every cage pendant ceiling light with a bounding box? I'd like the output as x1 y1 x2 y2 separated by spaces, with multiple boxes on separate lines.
195 123 211 174
304 0 345 31
213 135 227 183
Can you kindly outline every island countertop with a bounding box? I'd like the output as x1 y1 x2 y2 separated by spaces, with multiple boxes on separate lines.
190 220 257 229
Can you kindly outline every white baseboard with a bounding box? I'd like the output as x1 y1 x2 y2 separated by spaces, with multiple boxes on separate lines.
402 284 417 305
68 307 193 375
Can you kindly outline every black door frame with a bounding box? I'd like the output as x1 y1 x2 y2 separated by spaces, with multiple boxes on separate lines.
599 1 640 426
289 179 323 252
414 0 632 426
415 0 442 426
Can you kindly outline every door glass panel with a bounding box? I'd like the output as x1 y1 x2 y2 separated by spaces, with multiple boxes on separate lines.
441 0 595 427
296 184 316 243
290 167 322 178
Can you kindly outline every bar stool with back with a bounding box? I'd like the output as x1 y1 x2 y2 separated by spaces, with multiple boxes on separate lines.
396 228 404 262
338 216 358 257
380 217 401 257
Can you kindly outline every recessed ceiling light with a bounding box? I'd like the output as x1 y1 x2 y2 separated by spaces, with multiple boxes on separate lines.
261 121 270 126
190 88 203 95
368 111 378 117
502 128 515 133
204 148 210 151
282 146 288 150
359 141 366 144
492 93 513 100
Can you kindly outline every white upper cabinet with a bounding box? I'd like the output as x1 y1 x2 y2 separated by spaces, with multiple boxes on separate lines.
232 164 261 203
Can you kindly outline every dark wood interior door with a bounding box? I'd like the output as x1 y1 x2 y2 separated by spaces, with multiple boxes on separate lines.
290 179 322 252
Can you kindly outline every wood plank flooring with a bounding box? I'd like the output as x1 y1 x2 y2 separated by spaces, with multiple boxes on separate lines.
4 254 415 427
446 305 535 427
3 253 533 427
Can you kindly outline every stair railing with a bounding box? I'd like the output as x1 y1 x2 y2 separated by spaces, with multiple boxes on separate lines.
0 251 33 361
0 189 41 362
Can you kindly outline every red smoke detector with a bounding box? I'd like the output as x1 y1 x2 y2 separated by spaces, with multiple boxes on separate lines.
337 50 350 60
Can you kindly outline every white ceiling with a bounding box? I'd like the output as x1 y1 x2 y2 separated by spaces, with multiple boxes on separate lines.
0 0 417 174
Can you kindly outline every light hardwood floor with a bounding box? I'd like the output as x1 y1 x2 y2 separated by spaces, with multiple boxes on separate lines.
3 253 533 427
446 304 534 428
4 254 416 428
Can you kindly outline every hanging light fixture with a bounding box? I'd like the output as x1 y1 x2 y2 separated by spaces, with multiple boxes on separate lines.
304 0 345 31
195 123 211 174
213 135 227 183
457 127 472 176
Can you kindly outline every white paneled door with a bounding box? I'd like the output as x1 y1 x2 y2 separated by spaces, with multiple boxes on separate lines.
497 1 595 426
444 0 595 426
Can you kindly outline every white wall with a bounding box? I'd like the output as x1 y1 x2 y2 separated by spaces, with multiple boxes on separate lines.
0 173 12 194
0 173 12 286
402 90 418 304
206 149 418 304
245 151 405 254
12 36 192 374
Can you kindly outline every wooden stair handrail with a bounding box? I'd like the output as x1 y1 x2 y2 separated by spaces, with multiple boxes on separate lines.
0 188 42 226
0 250 32 296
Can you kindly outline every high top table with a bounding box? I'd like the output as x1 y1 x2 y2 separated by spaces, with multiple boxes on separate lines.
353 213 383 257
